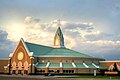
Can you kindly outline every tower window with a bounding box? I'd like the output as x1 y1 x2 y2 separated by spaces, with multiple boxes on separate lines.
55 37 60 46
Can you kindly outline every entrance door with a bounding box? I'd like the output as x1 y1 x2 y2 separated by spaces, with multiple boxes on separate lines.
18 70 22 74
12 70 16 74
24 70 28 74
18 62 22 74
24 61 29 74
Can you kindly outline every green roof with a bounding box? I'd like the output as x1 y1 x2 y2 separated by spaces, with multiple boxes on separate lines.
35 63 47 68
49 63 60 68
76 63 86 68
25 42 53 56
87 64 96 68
35 62 105 69
25 42 92 58
63 63 73 68
94 64 105 69
75 63 105 69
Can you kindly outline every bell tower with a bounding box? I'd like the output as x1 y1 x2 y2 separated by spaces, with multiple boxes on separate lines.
54 20 64 48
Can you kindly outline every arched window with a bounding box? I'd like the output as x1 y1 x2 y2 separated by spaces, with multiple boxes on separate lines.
18 61 22 70
54 35 60 46
12 62 16 70
24 61 28 70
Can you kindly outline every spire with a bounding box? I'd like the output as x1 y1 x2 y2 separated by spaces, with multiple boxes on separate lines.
55 27 62 37
54 24 64 48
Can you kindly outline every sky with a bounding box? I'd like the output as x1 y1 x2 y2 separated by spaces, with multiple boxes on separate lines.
0 0 120 60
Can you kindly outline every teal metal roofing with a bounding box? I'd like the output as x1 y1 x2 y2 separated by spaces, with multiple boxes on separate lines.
63 63 73 68
25 42 53 55
35 63 47 68
75 63 105 69
25 42 92 58
76 63 86 68
87 64 96 68
35 62 105 69
49 63 60 68
96 64 105 69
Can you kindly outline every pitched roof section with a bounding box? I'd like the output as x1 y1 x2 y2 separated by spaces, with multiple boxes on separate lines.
25 42 53 56
25 42 92 58
41 48 91 57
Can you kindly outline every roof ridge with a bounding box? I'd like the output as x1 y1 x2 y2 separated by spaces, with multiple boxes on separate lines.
25 42 53 48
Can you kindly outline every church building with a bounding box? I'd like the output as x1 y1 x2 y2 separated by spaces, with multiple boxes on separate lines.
0 25 120 75
2 26 105 75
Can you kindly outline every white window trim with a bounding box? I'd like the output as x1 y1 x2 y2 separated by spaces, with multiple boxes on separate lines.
83 63 89 68
46 62 50 68
60 62 62 68
72 62 76 68
92 63 99 68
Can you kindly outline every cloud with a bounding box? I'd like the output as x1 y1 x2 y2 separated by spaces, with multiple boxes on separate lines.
24 16 41 24
22 20 74 48
0 29 16 58
19 18 120 60
73 39 120 60
33 18 40 23
77 23 94 32
0 30 8 42
24 16 32 24
84 31 120 42
63 22 94 32
85 32 111 41
2 17 120 60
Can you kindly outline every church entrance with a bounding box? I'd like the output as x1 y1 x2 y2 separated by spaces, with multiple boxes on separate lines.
18 70 22 74
18 61 22 74
24 61 29 75
12 70 16 74
24 70 28 74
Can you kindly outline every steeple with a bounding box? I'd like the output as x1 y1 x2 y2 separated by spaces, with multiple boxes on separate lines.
54 26 64 48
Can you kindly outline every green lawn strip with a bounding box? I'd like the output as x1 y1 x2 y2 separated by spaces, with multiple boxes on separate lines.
57 75 120 79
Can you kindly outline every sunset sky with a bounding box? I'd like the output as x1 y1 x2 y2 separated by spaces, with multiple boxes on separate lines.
0 0 120 60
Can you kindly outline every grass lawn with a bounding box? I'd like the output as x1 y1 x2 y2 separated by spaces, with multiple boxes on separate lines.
57 75 120 79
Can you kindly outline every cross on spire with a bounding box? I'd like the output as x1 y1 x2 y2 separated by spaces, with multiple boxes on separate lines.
57 19 61 27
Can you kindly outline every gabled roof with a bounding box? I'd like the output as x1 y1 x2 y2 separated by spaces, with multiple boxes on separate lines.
25 42 92 58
